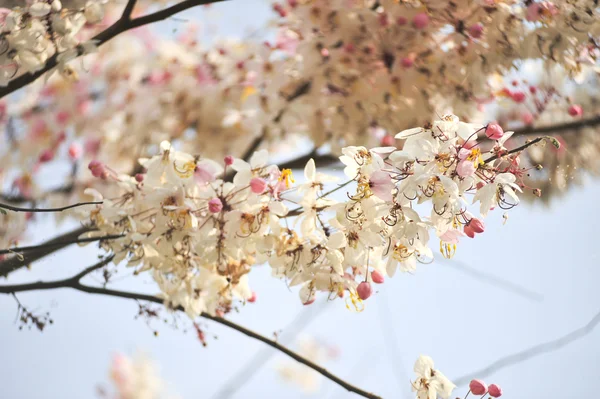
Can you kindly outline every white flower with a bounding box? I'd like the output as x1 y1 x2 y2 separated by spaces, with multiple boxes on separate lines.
412 355 456 399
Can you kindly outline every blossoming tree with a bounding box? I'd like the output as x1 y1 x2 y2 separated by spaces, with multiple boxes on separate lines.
0 0 599 397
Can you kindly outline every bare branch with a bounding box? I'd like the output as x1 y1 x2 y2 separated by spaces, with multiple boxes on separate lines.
513 114 600 136
0 279 382 399
121 0 138 21
0 0 229 99
453 308 600 386
0 201 102 213
483 136 547 164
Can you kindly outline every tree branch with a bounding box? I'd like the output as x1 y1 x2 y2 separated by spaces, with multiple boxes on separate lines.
0 226 89 278
513 114 600 136
0 233 124 256
0 201 102 213
0 278 382 399
0 0 229 99
453 307 600 386
121 0 138 21
484 136 550 164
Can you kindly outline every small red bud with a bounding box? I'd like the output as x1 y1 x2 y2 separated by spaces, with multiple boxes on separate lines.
469 379 488 395
357 281 372 300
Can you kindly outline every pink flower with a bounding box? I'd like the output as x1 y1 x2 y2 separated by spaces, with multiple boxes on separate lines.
568 104 583 117
396 16 408 25
522 112 534 125
275 28 298 55
371 270 385 284
369 171 394 202
464 223 475 238
469 23 484 39
194 160 220 185
357 281 372 300
250 177 268 194
456 160 476 178
208 198 223 213
412 13 429 29
224 155 234 166
440 229 463 244
485 123 504 140
469 379 487 395
68 143 82 160
380 135 395 146
488 384 502 397
56 111 70 125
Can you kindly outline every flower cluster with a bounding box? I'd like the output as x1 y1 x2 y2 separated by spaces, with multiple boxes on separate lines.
0 0 106 85
80 115 533 316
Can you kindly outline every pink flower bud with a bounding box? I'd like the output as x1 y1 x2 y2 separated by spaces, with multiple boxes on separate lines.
208 198 223 214
381 135 395 146
39 149 54 163
250 177 267 194
88 160 107 179
401 57 414 68
135 173 144 182
529 85 537 94
568 104 583 117
469 217 485 233
469 379 488 395
464 223 475 238
412 13 429 29
510 91 526 103
488 384 502 397
378 13 389 27
248 291 257 303
485 123 504 140
371 270 385 284
68 143 82 160
357 281 372 300
224 155 234 166
396 16 407 25
56 111 70 125
469 23 484 38
303 297 315 306
522 112 534 125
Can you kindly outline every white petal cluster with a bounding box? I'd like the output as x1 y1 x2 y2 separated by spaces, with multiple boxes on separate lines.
83 116 524 316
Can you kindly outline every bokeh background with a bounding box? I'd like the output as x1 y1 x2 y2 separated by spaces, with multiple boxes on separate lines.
1 1 599 398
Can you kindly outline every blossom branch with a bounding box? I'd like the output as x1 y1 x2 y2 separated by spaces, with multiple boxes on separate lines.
0 0 230 99
513 114 600 136
0 201 102 213
121 0 138 21
0 233 125 256
483 136 549 164
0 279 382 399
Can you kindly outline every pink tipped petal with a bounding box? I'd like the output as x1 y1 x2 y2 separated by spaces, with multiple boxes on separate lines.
469 379 488 395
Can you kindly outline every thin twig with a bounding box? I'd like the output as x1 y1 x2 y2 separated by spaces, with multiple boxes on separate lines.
512 114 600 136
0 279 382 399
0 0 229 99
483 137 546 164
453 308 600 386
0 201 102 213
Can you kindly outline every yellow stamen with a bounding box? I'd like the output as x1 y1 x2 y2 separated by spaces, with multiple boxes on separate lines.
467 148 484 166
345 290 365 313
241 86 256 102
439 240 457 259
279 169 295 188
173 160 196 179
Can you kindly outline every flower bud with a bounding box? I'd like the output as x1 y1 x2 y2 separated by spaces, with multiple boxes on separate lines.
464 223 475 238
357 281 372 300
135 173 144 182
68 143 82 160
39 149 54 163
488 384 502 397
248 291 257 303
510 91 526 103
381 135 395 146
208 198 223 214
371 270 385 284
396 16 407 25
412 13 429 29
224 155 234 166
568 104 583 117
485 123 504 140
469 23 483 38
250 177 267 194
88 160 107 179
469 217 485 233
401 57 414 68
469 379 487 395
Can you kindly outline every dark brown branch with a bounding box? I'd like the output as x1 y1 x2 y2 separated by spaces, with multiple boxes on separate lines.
0 279 381 399
0 226 89 277
453 307 600 386
483 137 547 164
0 0 229 99
0 201 102 213
513 114 600 136
121 0 138 20
0 233 124 256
